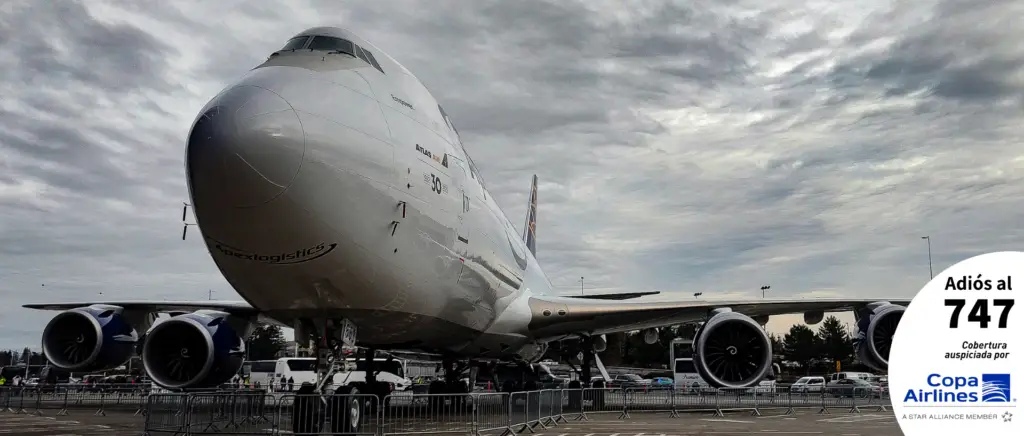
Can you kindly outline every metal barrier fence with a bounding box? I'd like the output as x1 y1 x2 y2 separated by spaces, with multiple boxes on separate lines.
1 385 892 435
0 384 265 417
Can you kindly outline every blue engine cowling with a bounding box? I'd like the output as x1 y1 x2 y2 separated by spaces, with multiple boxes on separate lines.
692 309 774 389
141 310 245 390
41 305 138 372
853 302 905 372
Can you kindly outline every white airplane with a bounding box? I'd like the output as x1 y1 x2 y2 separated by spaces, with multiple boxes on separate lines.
25 26 906 400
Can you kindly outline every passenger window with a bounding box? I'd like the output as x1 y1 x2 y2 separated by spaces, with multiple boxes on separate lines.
308 36 355 56
281 36 309 51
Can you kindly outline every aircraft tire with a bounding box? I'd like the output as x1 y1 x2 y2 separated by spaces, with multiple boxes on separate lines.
331 385 363 433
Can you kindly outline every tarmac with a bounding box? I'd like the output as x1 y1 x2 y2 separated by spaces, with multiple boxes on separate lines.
482 410 903 436
0 409 902 436
0 411 141 435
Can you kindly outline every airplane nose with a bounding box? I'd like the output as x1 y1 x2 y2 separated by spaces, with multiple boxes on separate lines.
186 85 305 208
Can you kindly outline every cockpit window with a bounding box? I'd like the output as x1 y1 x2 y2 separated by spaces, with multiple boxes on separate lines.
355 46 372 64
361 48 384 74
307 36 355 56
281 36 310 51
438 105 454 131
438 104 482 184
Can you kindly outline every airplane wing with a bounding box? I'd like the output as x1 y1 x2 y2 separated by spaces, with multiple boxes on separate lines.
564 291 661 300
22 300 262 318
527 295 911 339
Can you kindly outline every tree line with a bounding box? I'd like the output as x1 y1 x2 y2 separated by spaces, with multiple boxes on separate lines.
0 348 47 367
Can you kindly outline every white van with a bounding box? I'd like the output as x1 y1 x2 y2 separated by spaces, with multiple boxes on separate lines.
245 357 411 391
333 358 412 391
791 376 826 393
244 358 319 388
827 372 874 385
672 358 706 393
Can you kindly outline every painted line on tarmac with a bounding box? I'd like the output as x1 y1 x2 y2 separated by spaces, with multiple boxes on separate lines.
703 432 823 435
0 426 91 434
818 414 894 423
700 418 756 423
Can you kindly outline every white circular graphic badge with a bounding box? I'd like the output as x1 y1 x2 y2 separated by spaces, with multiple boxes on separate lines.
890 251 1022 434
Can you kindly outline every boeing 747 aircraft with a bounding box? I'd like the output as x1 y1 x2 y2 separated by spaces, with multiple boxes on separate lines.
25 26 905 413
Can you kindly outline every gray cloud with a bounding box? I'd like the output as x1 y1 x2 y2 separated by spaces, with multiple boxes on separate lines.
1 0 1023 349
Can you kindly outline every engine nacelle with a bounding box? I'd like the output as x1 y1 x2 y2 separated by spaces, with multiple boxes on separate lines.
592 334 607 352
803 311 824 325
141 310 245 390
642 328 659 345
41 305 138 372
692 309 773 389
853 302 905 372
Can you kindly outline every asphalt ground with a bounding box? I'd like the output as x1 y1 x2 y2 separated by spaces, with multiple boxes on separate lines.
0 411 142 435
0 408 902 436
484 410 902 436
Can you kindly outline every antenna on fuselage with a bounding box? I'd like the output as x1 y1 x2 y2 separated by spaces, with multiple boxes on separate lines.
181 202 198 240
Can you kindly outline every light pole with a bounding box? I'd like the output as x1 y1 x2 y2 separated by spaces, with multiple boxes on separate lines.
579 277 584 296
761 285 771 298
921 236 933 279
693 292 702 299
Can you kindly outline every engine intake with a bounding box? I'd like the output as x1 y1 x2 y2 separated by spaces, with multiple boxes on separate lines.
141 310 245 390
854 302 904 372
41 305 138 372
692 309 773 389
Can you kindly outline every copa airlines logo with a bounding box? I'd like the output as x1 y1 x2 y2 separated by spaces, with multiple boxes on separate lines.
904 374 1012 404
208 238 337 265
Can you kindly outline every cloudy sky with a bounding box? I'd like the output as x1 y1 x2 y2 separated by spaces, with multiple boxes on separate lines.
1 0 1022 350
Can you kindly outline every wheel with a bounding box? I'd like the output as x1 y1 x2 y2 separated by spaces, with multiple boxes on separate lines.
331 385 363 433
450 380 469 409
427 381 447 410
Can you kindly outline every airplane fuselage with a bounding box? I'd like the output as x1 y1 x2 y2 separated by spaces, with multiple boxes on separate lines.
185 27 550 358
25 27 905 393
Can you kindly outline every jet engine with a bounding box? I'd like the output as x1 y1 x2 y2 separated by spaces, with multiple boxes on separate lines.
141 310 246 390
853 302 905 372
692 309 773 389
40 304 138 373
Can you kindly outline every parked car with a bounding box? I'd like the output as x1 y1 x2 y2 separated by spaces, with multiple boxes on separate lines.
828 378 881 398
791 376 826 394
649 377 674 388
612 374 651 389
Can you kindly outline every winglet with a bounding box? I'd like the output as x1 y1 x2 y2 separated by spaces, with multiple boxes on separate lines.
521 174 538 255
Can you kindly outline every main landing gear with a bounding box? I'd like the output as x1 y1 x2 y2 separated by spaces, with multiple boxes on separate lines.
293 318 395 434
423 357 474 409
473 335 610 394
563 335 606 390
427 358 472 395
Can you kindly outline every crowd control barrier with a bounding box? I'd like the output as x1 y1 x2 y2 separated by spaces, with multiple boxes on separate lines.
0 384 891 435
